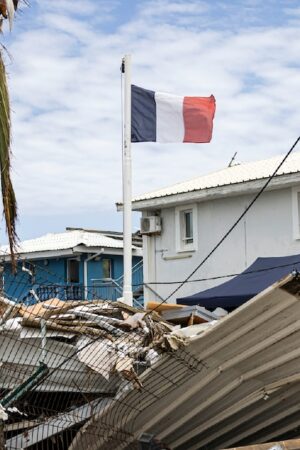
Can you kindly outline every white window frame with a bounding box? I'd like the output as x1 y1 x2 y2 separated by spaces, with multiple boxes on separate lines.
175 204 198 253
292 186 300 240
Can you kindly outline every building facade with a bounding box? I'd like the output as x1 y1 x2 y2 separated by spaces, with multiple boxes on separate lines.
126 152 300 303
2 228 143 305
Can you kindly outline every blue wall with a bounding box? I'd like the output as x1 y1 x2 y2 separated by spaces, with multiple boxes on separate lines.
3 253 143 303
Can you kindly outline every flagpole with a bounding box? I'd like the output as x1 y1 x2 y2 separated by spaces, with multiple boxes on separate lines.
121 54 133 306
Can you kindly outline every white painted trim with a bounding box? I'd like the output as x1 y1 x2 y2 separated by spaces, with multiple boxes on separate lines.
72 245 122 255
1 249 77 261
163 253 193 261
175 204 198 253
73 245 141 256
132 247 143 257
1 245 142 262
128 172 300 211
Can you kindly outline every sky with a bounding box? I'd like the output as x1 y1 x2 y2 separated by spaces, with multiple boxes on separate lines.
1 0 300 243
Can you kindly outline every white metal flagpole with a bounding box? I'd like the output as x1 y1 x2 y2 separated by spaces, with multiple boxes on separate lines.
121 54 133 306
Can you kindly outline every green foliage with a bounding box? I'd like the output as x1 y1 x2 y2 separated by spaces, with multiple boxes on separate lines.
0 51 18 269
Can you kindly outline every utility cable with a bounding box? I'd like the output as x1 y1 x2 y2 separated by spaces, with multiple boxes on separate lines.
2 138 300 448
134 259 300 286
16 138 300 437
149 136 300 308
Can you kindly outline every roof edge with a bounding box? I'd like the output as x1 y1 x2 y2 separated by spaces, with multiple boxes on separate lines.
128 172 300 211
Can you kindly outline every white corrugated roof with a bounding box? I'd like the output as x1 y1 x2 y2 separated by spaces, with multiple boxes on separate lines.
2 229 134 255
78 274 300 450
132 151 300 203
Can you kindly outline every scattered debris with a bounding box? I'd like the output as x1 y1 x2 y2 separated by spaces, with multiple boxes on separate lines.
0 404 8 421
0 295 222 448
158 304 219 325
0 297 190 396
67 273 300 450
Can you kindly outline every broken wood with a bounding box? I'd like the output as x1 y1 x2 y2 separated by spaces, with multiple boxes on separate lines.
146 301 185 312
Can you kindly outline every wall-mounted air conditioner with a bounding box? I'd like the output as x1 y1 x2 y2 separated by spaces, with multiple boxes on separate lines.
140 216 162 235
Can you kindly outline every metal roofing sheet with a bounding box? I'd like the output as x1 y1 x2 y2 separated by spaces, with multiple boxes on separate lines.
132 151 300 203
1 230 132 255
70 273 300 449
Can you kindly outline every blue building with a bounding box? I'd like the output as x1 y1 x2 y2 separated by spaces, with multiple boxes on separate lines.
2 228 143 305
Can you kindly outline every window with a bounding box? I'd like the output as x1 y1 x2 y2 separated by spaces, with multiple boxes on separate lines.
67 259 79 283
175 204 198 252
102 259 112 279
292 187 300 239
182 210 193 244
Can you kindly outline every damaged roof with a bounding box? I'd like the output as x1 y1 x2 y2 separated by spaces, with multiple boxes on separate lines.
69 273 300 449
128 150 300 209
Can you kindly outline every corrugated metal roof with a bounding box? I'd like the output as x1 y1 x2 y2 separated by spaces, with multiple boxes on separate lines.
71 273 300 450
1 229 136 255
132 151 300 203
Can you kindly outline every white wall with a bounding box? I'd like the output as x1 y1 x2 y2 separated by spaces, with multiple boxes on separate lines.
143 185 300 303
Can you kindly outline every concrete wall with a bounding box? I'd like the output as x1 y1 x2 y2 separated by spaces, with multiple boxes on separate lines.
143 186 300 303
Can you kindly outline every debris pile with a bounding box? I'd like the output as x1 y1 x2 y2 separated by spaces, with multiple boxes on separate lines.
0 297 189 394
0 296 221 448
147 301 227 327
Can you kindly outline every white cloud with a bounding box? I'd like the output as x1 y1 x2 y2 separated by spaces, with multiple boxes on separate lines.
137 0 208 21
1 0 300 240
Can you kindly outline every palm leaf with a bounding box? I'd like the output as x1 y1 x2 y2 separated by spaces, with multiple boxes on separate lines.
0 0 19 30
0 50 18 270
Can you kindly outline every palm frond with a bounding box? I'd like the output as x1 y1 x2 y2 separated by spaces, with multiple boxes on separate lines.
0 50 18 270
5 0 15 29
0 0 19 30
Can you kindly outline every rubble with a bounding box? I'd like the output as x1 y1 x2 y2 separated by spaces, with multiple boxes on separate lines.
0 404 8 421
0 297 192 395
66 273 300 450
0 295 220 448
147 300 221 326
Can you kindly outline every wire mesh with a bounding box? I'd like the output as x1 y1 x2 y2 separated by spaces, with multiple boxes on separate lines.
0 253 206 450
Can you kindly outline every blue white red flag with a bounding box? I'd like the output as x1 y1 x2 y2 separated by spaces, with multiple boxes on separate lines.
131 85 216 143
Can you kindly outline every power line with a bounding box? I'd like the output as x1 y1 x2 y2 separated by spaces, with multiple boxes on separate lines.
22 138 300 439
4 255 300 291
149 136 300 308
136 259 300 286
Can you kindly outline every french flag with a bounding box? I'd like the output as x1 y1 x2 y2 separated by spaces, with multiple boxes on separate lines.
131 85 216 143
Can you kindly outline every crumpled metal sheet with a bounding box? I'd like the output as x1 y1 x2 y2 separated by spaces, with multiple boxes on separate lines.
0 297 190 395
77 337 116 380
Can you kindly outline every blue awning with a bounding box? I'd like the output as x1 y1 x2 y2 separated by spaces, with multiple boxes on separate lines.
178 254 300 309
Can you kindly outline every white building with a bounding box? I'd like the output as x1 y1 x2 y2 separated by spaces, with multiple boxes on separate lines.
127 151 300 303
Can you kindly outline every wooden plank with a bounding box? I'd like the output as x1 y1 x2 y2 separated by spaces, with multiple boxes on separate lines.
146 301 185 312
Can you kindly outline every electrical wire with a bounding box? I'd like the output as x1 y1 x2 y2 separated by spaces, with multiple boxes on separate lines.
148 136 300 308
135 259 300 286
0 100 299 449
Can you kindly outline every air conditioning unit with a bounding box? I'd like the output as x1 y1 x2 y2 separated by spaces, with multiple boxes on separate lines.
140 216 162 235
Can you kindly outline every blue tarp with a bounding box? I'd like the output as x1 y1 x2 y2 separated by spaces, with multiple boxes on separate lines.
178 254 300 310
